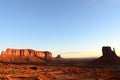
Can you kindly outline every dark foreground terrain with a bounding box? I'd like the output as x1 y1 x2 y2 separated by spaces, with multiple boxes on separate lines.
0 58 120 80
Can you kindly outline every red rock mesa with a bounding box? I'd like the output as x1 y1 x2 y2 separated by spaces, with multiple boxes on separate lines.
0 48 53 63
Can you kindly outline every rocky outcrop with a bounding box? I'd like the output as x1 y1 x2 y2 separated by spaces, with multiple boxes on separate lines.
0 48 53 63
56 54 62 60
95 46 120 64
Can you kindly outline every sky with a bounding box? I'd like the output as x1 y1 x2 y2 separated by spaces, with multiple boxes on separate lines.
0 0 120 58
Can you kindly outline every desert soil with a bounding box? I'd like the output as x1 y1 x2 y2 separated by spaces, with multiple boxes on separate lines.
0 59 120 80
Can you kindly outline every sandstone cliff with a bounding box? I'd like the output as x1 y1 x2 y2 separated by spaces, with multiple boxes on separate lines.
0 48 53 63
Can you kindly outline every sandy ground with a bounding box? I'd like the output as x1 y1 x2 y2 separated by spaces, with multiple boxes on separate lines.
0 58 120 80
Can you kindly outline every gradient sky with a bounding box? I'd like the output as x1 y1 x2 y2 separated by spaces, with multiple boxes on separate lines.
0 0 120 58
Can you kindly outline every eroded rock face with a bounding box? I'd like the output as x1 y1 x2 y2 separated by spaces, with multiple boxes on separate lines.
0 48 53 63
1 48 52 58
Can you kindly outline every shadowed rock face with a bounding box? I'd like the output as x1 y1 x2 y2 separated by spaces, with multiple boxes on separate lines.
0 48 53 63
102 47 116 57
95 46 120 64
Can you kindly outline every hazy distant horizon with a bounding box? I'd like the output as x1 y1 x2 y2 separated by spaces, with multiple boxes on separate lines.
0 0 120 58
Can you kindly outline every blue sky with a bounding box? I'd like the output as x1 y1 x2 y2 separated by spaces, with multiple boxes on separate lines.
0 0 120 58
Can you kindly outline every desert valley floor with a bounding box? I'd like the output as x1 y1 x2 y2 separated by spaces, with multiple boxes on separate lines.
0 58 120 80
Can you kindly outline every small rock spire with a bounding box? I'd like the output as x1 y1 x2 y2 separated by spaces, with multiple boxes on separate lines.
113 47 115 52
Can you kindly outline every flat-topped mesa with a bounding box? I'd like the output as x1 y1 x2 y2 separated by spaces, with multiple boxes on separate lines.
1 48 52 59
102 46 117 57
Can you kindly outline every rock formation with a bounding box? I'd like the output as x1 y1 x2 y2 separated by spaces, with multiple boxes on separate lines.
0 48 53 63
56 54 62 60
95 46 120 64
102 46 117 58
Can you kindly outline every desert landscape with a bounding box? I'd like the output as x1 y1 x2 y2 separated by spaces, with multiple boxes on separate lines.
0 46 119 80
1 0 120 80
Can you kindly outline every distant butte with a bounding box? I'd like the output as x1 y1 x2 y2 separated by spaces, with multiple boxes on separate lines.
0 48 53 63
56 54 62 60
94 46 120 64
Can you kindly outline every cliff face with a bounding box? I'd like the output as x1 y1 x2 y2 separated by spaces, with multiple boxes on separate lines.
1 48 52 58
0 48 53 63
